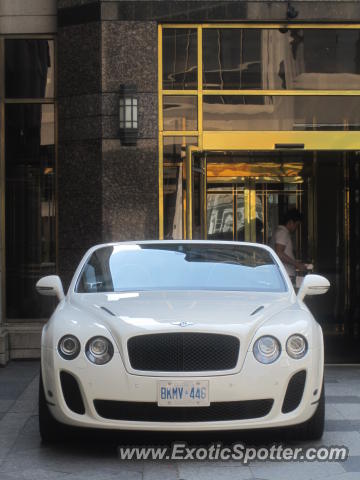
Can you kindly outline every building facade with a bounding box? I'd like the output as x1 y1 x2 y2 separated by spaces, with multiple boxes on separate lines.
0 0 360 364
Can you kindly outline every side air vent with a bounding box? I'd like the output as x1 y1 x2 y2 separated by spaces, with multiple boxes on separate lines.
282 370 307 413
60 371 85 415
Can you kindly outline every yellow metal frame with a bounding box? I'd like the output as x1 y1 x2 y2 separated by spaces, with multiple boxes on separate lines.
158 23 360 238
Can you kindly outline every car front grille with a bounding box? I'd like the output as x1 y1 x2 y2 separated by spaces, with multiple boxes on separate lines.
127 333 240 371
282 370 307 414
94 399 274 422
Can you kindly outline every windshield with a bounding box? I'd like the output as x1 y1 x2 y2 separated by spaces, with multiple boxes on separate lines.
76 243 287 293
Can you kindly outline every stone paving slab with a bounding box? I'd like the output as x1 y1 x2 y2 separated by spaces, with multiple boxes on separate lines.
0 361 359 480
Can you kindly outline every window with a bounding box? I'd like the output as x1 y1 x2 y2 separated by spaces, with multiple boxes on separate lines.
2 38 56 319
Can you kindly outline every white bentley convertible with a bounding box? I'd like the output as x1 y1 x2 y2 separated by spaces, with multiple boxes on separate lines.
37 241 330 443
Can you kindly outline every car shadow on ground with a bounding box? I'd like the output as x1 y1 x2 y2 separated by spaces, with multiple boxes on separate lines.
44 425 304 452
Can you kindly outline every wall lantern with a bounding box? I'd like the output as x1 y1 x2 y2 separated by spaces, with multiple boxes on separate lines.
119 85 138 146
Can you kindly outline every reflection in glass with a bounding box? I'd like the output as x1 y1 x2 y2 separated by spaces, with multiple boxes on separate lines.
203 95 360 131
163 136 198 163
76 244 286 293
203 29 261 89
163 29 197 90
163 137 198 239
203 29 360 90
5 39 55 98
207 190 234 241
164 166 183 240
163 96 198 131
5 104 56 318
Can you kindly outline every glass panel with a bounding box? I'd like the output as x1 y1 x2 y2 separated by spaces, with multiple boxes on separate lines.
5 39 55 98
203 95 360 130
163 137 198 239
349 153 360 338
125 105 132 122
164 166 183 239
306 155 346 337
5 104 56 318
163 96 198 131
163 28 197 90
203 29 261 90
207 188 234 241
203 29 360 90
119 106 125 123
163 136 198 163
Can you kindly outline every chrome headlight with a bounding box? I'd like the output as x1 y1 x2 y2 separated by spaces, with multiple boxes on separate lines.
85 336 114 365
58 335 80 360
253 335 281 364
286 334 308 359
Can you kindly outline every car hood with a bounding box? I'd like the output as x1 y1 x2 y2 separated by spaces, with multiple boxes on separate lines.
58 290 296 374
71 289 292 328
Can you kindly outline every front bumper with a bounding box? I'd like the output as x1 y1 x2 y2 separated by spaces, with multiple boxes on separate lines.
41 346 323 431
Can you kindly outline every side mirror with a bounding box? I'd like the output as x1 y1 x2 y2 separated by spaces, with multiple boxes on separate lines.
36 275 65 302
297 274 330 302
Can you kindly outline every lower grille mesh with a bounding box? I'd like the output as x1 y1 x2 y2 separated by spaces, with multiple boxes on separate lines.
94 399 274 422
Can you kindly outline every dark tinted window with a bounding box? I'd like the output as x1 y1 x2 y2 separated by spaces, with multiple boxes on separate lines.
5 104 56 318
163 29 197 90
203 29 360 90
5 39 54 98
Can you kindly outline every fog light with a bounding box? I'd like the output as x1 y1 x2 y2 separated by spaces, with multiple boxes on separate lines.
286 334 308 359
86 336 114 365
253 335 281 364
58 335 80 360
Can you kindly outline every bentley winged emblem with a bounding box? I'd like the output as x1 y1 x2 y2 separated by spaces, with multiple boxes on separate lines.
172 321 194 327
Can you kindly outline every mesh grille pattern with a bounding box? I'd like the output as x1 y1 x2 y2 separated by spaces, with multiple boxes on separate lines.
94 399 274 422
282 370 307 414
127 333 240 371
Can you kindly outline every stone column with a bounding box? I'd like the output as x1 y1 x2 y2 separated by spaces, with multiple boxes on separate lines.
57 1 159 291
57 2 103 289
101 19 159 241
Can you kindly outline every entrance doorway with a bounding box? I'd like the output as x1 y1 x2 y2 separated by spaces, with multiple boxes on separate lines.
187 150 360 363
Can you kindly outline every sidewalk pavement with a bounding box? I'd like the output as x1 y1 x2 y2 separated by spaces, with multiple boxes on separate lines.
0 361 359 480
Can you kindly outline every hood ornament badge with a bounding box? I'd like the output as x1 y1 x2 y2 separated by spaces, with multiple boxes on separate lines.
172 321 194 327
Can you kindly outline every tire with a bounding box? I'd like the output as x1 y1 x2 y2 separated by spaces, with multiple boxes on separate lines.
39 370 68 444
291 380 325 441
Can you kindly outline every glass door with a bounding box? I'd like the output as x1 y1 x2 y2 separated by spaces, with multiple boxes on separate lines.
204 157 307 267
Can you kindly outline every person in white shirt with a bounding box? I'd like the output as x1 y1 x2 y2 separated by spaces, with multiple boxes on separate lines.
273 209 307 281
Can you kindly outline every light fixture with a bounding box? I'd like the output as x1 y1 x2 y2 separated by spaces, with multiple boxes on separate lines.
119 84 138 146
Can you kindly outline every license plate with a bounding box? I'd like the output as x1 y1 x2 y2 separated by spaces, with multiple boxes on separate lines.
157 380 210 407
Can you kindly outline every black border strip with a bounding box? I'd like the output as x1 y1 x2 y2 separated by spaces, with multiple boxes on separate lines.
58 2 101 27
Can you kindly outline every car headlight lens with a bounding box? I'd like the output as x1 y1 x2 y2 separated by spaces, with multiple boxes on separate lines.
286 334 308 359
85 336 114 365
58 335 80 360
253 335 281 364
